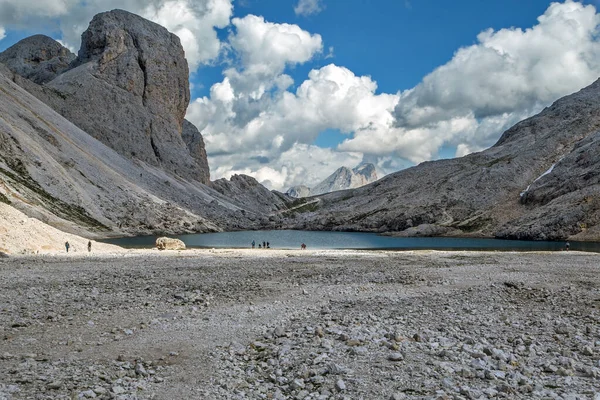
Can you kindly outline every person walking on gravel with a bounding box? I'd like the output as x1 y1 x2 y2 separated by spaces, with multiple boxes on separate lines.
65 241 70 253
88 241 92 253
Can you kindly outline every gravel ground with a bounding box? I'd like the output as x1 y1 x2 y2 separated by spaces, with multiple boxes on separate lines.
0 249 599 399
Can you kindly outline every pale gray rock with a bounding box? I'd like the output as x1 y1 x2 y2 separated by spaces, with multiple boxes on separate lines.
0 35 75 84
155 237 185 250
311 164 378 196
40 10 202 182
181 119 210 184
0 13 294 237
211 174 291 216
0 67 288 237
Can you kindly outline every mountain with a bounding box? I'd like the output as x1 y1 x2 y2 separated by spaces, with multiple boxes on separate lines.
286 163 378 198
284 80 600 241
2 11 208 183
0 35 76 84
0 10 291 239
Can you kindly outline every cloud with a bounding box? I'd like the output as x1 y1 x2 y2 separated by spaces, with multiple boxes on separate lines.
190 1 600 191
0 26 5 41
383 0 600 154
342 0 600 160
0 0 74 21
294 0 323 17
187 15 326 158
187 60 400 189
0 0 233 70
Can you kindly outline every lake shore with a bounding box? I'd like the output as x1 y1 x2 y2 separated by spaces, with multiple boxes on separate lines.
1 249 599 399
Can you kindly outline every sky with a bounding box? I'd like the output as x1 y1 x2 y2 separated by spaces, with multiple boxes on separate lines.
1 0 600 191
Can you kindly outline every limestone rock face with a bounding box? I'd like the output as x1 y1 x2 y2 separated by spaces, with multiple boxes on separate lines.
0 35 75 84
43 9 202 181
156 237 186 250
182 119 210 184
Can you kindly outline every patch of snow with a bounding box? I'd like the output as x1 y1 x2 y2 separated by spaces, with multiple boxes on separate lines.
520 159 562 197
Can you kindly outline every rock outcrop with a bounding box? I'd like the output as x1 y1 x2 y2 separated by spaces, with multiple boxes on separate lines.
286 163 378 198
286 79 600 241
46 10 205 182
211 175 291 216
0 10 293 238
0 35 76 84
182 120 210 184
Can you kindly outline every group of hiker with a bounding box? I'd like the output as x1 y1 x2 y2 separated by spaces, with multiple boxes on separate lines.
251 240 270 249
64 240 93 253
250 240 308 250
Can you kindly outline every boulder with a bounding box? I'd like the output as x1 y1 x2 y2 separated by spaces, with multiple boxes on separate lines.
156 237 186 250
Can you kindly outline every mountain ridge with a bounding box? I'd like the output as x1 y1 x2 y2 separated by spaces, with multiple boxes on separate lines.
286 163 378 198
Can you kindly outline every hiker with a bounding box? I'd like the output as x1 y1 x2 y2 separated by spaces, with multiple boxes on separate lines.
65 241 70 253
258 244 262 249
266 241 270 249
88 240 92 252
565 242 570 251
301 243 306 250
263 241 266 249
252 240 255 249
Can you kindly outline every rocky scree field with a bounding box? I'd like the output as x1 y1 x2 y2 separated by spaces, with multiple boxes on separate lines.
0 250 599 399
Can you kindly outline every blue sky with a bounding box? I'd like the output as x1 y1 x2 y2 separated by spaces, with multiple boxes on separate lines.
1 1 600 189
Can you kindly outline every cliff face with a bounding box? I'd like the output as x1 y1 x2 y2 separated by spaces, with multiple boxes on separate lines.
285 79 600 241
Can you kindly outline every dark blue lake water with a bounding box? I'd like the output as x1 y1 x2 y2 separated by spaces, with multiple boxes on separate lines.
102 230 600 252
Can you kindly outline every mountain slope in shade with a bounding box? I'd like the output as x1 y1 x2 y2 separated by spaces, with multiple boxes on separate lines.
284 79 600 241
286 163 378 198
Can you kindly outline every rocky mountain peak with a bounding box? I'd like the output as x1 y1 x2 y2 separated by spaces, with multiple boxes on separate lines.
0 35 75 84
286 163 379 198
74 9 190 122
352 163 377 185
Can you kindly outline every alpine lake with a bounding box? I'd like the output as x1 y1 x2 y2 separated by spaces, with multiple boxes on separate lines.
102 230 600 253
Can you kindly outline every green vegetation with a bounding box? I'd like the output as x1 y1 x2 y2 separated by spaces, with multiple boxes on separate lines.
293 201 319 213
0 192 10 204
485 155 514 168
0 162 110 231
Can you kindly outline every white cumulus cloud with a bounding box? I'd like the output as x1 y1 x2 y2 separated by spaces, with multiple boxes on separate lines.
294 0 323 17
380 0 600 156
191 0 600 191
0 26 5 41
